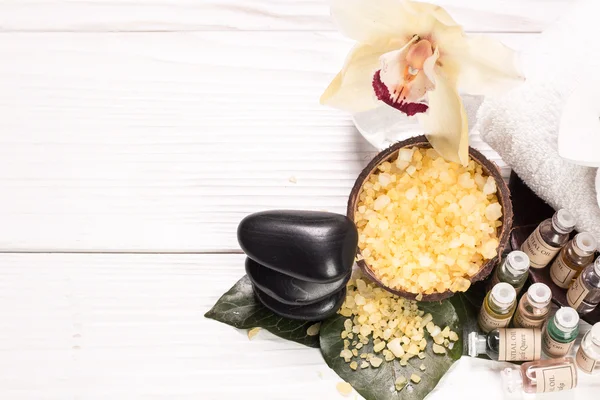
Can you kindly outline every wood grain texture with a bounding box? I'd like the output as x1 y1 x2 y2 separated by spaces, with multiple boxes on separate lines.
0 32 536 252
0 0 574 32
0 253 597 399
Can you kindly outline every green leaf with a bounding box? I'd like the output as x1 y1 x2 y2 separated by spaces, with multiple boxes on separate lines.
448 293 480 357
319 300 462 400
204 275 320 348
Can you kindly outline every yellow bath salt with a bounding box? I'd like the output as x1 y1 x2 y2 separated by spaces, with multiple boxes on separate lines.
337 274 458 366
355 147 502 295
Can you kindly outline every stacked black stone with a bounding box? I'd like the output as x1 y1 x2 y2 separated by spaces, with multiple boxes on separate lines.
237 210 358 321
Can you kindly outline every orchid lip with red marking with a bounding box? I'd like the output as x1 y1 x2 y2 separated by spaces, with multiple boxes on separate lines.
372 70 428 116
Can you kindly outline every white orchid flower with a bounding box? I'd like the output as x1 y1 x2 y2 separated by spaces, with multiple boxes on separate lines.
320 0 523 165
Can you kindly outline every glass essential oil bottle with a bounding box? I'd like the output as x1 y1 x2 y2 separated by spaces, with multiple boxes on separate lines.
543 307 579 358
502 357 578 394
468 328 542 361
478 283 517 333
550 232 597 289
567 256 600 314
513 283 552 329
487 250 530 294
521 209 576 269
576 322 600 374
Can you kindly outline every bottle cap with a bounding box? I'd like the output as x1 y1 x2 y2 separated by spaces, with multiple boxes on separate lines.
591 322 600 346
491 282 516 306
501 367 524 394
527 283 552 305
553 209 576 233
555 307 579 330
506 251 530 272
467 331 487 358
574 232 597 256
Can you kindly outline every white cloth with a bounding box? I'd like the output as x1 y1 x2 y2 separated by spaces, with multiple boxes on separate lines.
475 0 600 245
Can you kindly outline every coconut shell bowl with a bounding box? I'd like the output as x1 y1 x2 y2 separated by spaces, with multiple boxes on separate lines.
347 135 513 302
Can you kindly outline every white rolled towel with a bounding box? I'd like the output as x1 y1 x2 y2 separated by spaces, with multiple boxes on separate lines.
475 0 600 245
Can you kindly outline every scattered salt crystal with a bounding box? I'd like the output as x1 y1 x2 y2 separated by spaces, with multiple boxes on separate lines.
247 327 261 340
336 382 353 397
307 323 321 336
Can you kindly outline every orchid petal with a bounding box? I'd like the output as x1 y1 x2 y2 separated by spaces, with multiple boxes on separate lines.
330 0 415 45
320 43 386 113
453 35 524 96
403 0 460 27
419 72 469 166
422 46 439 84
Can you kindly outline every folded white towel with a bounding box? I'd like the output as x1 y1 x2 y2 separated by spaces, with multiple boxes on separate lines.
475 0 600 245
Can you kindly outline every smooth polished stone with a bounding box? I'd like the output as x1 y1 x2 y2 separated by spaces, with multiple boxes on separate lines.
238 210 358 283
245 257 349 305
253 284 346 322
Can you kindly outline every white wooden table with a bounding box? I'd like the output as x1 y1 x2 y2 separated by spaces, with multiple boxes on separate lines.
0 1 597 399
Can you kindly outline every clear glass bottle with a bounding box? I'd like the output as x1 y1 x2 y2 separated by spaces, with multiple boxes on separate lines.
550 232 597 289
512 283 552 329
543 307 579 358
487 250 530 294
576 322 600 374
502 357 578 394
468 328 542 361
478 283 517 333
566 256 600 314
521 209 576 269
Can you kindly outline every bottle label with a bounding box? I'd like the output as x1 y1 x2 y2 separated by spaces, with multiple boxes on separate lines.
576 346 599 373
513 309 546 329
498 328 542 361
536 364 577 393
521 226 560 269
542 329 574 357
566 273 590 309
550 256 578 288
478 309 511 333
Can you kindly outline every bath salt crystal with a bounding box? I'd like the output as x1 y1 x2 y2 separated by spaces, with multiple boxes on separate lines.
485 203 503 221
483 177 497 195
374 195 391 210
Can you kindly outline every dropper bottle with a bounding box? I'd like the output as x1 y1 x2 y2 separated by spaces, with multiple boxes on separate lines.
543 307 579 358
576 322 600 374
550 232 597 288
487 250 530 295
502 358 578 394
512 283 552 329
521 209 576 269
567 256 600 314
468 328 542 361
478 282 517 333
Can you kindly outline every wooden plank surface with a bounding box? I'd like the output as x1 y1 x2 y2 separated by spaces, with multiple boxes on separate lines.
0 32 535 252
0 253 597 399
0 0 574 32
0 1 593 399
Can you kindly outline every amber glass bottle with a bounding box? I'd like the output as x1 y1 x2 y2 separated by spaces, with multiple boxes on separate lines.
550 232 597 289
521 209 575 269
